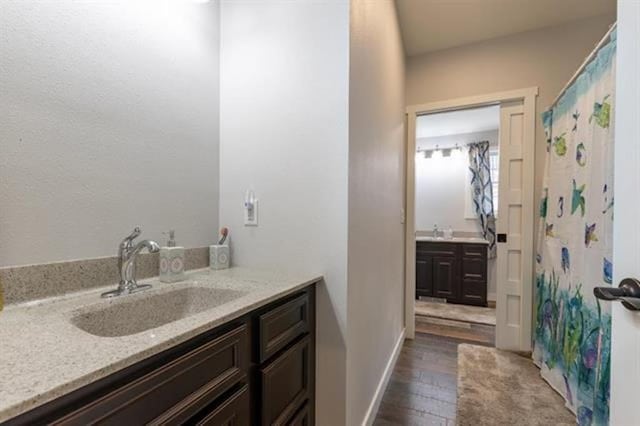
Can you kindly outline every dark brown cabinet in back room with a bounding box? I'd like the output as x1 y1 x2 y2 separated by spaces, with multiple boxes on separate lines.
432 256 458 300
415 257 433 297
416 241 487 306
5 285 317 426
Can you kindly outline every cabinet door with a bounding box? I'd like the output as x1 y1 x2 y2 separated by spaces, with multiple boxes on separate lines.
260 336 311 426
433 256 458 300
415 256 433 297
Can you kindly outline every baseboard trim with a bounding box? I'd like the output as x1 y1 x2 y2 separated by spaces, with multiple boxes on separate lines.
362 327 406 426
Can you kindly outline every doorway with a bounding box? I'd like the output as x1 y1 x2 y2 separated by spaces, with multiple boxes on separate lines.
405 88 538 352
413 105 499 344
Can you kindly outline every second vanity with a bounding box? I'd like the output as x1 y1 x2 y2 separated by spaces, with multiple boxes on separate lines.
0 268 320 425
416 236 489 306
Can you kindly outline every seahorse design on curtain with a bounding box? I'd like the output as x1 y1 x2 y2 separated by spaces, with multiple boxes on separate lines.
533 30 616 426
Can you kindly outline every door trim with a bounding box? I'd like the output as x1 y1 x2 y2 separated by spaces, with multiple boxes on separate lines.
404 87 538 348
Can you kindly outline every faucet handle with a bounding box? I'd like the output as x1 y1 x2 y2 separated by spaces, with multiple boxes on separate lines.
120 227 142 248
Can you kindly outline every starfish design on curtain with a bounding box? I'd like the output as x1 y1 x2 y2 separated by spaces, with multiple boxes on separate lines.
572 179 586 216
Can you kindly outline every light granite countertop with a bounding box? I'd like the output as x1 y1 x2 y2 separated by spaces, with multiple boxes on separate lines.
416 236 489 244
0 267 322 423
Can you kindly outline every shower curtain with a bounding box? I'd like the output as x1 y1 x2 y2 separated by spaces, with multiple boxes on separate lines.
533 30 615 426
468 141 497 257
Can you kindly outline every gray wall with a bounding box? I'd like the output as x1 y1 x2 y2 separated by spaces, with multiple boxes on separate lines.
347 0 406 423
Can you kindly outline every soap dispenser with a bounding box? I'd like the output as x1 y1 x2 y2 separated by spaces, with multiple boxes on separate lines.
159 230 186 283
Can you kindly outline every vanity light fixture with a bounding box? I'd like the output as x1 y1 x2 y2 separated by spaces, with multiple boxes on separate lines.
416 149 434 159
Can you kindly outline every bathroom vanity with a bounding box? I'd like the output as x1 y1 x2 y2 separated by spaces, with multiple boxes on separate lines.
0 268 319 426
415 238 488 306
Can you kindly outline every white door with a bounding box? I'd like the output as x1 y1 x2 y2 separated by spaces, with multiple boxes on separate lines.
610 2 640 424
496 100 535 351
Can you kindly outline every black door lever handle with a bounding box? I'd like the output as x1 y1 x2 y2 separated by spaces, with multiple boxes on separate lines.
594 278 640 311
593 286 627 300
618 297 640 311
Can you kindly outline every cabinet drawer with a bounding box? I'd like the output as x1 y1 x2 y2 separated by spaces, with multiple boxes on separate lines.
53 324 249 426
416 242 458 256
462 244 487 257
260 336 311 426
461 280 487 306
462 257 487 281
195 384 250 426
258 293 310 363
287 402 311 426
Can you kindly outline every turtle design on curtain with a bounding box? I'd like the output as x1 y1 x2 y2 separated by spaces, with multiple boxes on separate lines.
533 30 616 426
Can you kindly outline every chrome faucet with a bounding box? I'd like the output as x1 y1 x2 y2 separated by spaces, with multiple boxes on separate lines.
102 227 160 298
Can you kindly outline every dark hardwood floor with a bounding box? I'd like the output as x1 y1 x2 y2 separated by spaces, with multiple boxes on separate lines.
373 316 495 425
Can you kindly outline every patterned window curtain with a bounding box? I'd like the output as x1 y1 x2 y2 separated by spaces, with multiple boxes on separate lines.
533 30 616 426
468 141 497 257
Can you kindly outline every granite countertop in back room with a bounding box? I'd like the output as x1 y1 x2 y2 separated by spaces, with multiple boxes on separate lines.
0 267 322 423
416 236 489 244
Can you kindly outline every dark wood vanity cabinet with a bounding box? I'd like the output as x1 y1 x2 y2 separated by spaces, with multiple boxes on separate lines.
416 241 487 306
7 285 316 426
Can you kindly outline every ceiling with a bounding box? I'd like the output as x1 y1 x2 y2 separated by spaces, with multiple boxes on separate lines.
417 105 499 140
396 0 616 56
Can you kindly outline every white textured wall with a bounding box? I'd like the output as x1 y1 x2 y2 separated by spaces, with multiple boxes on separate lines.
347 0 406 424
219 1 350 424
0 1 221 267
415 130 498 233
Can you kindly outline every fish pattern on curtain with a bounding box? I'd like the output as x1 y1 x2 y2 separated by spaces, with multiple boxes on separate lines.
533 30 616 426
468 141 497 257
